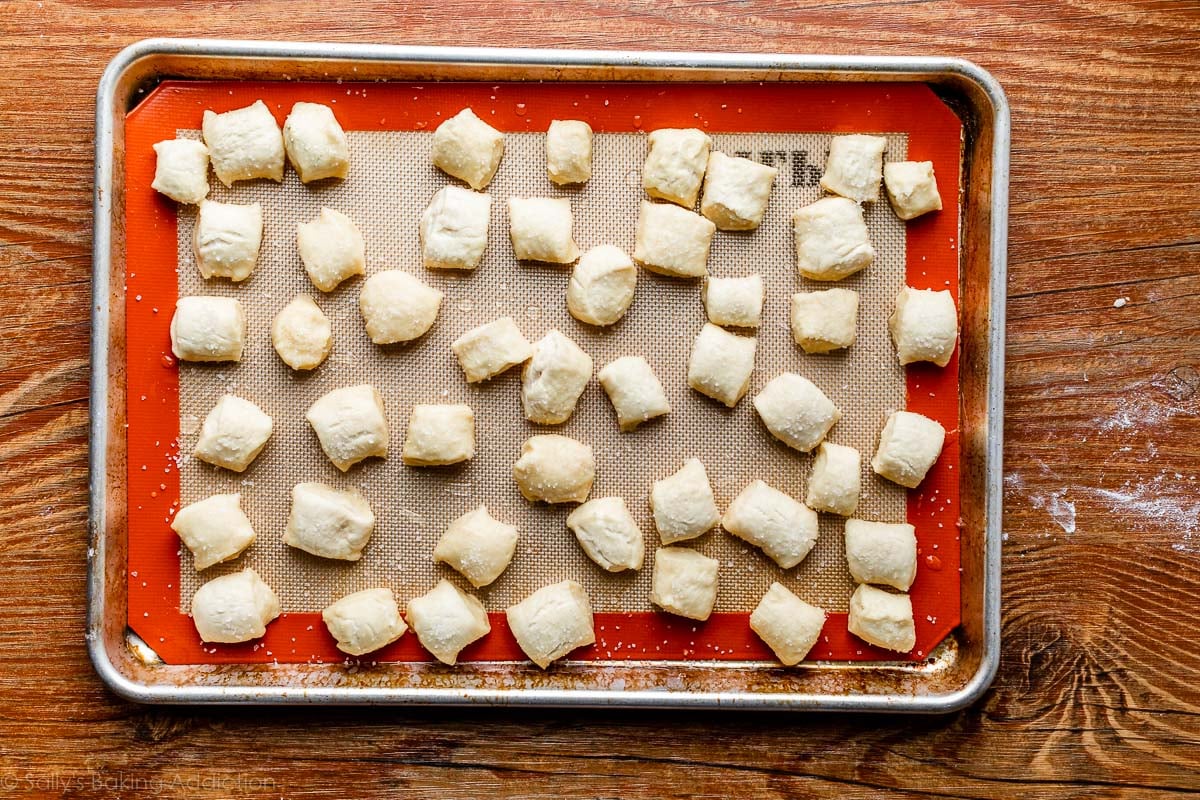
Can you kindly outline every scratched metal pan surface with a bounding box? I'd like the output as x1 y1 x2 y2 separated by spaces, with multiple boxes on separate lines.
89 39 1008 710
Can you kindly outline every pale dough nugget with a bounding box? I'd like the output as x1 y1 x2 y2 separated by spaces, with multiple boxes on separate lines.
170 296 245 363
506 580 595 669
847 583 916 653
297 207 366 292
407 579 492 665
546 119 592 185
723 480 819 569
820 134 887 203
284 482 375 561
792 197 875 281
884 160 942 220
322 588 407 656
271 294 332 371
650 546 719 621
642 128 711 207
566 496 645 572
700 151 778 230
790 288 859 354
151 138 209 204
753 372 841 453
359 270 443 345
687 323 757 408
749 583 827 666
194 394 273 472
431 107 504 191
433 506 518 588
521 330 592 425
403 403 475 466
419 185 492 270
871 410 946 488
202 100 285 186
889 286 959 367
512 434 594 504
192 200 262 282
191 568 280 644
566 245 637 326
170 493 255 571
306 385 389 471
806 441 861 517
508 197 579 264
704 275 764 328
597 356 670 431
283 101 350 183
634 201 715 278
451 316 532 382
650 458 719 544
845 518 918 591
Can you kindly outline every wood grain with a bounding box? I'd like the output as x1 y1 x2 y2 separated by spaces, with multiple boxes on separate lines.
1 1 1199 796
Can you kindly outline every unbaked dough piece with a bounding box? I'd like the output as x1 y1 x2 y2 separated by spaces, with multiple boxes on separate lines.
201 100 285 186
306 384 389 471
749 583 827 666
151 138 209 204
642 128 711 208
192 200 262 282
703 275 764 328
170 296 245 362
407 579 492 665
322 588 407 656
403 404 475 466
884 160 942 220
512 434 594 504
566 496 645 572
820 134 887 203
650 458 720 544
194 394 273 472
633 201 715 278
419 185 492 270
871 410 946 488
521 330 593 425
650 546 719 621
753 372 841 453
297 207 366 292
847 583 916 653
282 101 350 183
889 286 958 367
431 107 505 190
271 294 332 371
170 493 255 571
597 356 670 431
790 288 859 354
845 518 918 591
547 119 593 185
508 197 580 264
806 441 861 517
566 245 637 326
687 323 757 408
792 197 875 281
723 480 819 569
359 270 443 345
433 506 518 588
191 568 281 644
700 151 778 230
506 580 595 668
283 482 375 561
451 316 533 383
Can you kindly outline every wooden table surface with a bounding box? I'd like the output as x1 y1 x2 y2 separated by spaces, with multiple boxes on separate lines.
2 2 1198 797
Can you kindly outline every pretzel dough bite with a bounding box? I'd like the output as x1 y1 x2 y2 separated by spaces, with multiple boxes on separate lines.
322 588 407 656
634 201 715 278
192 200 262 282
170 296 246 363
298 207 366 292
194 394 273 472
650 547 719 621
792 197 875 281
723 480 819 569
845 519 918 591
650 459 720 544
359 270 443 345
546 119 593 185
306 385 389 471
703 275 764 328
151 139 209 204
567 496 645 572
566 245 637 326
871 410 946 488
407 579 491 665
170 493 255 571
202 100 285 186
597 356 670 431
451 317 532 383
884 160 942 220
642 128 711 208
191 568 280 644
403 404 475 466
750 583 827 666
847 583 916 653
512 435 594 504
283 101 350 183
521 330 592 425
820 134 887 203
506 580 595 668
433 506 518 588
806 442 861 517
753 373 841 453
420 185 492 271
790 288 859 354
508 197 579 264
889 287 958 367
700 151 778 230
431 107 505 191
284 482 375 561
687 323 757 408
271 295 332 371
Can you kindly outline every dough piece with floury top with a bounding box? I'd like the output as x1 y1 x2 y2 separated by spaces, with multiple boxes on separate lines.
420 185 492 270
151 138 209 204
703 274 764 328
359 270 443 344
847 583 916 653
634 201 715 278
687 323 757 408
283 101 350 183
452 317 533 383
191 568 280 644
597 356 670 431
871 410 946 488
790 288 859 354
889 287 958 367
820 134 887 203
170 493 255 571
753 372 841 453
170 296 245 363
431 107 505 190
194 394 273 472
650 547 719 621
202 100 285 185
844 519 918 591
884 160 942 220
322 588 407 656
792 197 875 281
650 459 720 544
193 200 262 282
700 151 778 230
271 295 332 370
298 207 366 292
283 482 375 561
567 496 645 572
806 441 861 516
512 434 595 504
566 245 637 326
402 404 475 466
407 579 492 665
723 480 819 569
306 385 389 471
642 128 711 207
546 119 593 185
521 330 592 425
433 506 518 588
750 583 827 665
508 197 580 264
506 580 595 668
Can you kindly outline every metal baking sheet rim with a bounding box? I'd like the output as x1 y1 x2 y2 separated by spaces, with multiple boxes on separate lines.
89 39 1008 711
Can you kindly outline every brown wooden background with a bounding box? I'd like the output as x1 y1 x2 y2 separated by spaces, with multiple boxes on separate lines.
1 1 1198 797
